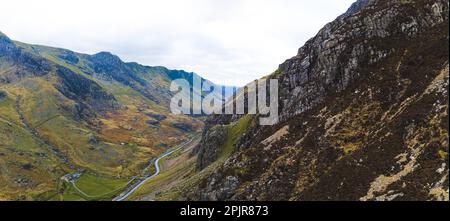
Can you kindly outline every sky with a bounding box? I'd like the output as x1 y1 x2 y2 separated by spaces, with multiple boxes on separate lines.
0 0 355 86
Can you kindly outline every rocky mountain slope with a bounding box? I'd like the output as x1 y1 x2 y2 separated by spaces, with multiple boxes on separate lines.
0 31 229 200
188 0 449 201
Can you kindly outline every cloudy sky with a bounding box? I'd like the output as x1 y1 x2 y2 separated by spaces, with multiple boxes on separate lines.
1 0 355 86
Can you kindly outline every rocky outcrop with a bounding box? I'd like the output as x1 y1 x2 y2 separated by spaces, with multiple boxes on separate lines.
0 34 52 82
0 90 7 100
190 0 449 201
89 51 163 103
0 32 16 56
90 52 147 86
277 0 448 122
341 0 376 18
195 125 229 170
55 65 120 118
57 50 80 64
172 122 195 132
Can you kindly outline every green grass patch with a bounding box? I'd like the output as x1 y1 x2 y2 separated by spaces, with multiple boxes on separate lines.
61 184 86 201
74 173 129 198
219 114 253 159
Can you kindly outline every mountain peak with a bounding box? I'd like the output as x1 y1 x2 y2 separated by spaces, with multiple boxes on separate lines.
92 51 120 60
91 51 124 68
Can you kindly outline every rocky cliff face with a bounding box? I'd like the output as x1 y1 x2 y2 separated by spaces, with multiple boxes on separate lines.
191 0 449 201
89 51 161 103
195 125 229 170
0 32 15 54
55 65 120 118
1 34 52 81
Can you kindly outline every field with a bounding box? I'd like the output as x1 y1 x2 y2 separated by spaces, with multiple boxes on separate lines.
62 173 131 201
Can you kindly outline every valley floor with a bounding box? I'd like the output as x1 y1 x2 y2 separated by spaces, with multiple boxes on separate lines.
38 135 200 201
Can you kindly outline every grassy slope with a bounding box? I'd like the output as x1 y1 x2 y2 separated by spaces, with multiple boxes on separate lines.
0 89 61 200
75 173 129 196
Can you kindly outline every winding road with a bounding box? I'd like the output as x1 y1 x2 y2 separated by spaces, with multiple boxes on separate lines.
112 137 196 201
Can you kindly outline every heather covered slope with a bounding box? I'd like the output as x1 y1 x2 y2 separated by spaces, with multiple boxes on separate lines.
187 0 449 201
0 32 212 200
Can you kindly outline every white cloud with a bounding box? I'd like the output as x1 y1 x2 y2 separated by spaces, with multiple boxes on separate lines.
0 0 355 86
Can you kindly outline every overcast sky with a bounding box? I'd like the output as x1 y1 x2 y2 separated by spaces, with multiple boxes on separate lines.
1 0 355 86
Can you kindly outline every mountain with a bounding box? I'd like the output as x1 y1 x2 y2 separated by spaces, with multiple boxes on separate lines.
0 32 232 200
1 0 448 202
155 0 447 201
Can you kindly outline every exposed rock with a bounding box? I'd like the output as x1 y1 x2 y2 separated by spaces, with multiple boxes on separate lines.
88 134 100 145
0 32 16 56
146 120 160 127
55 65 120 118
340 0 376 18
195 125 228 170
89 52 159 103
21 163 34 171
58 51 79 64
1 34 52 83
0 90 7 100
172 122 194 132
146 113 167 121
